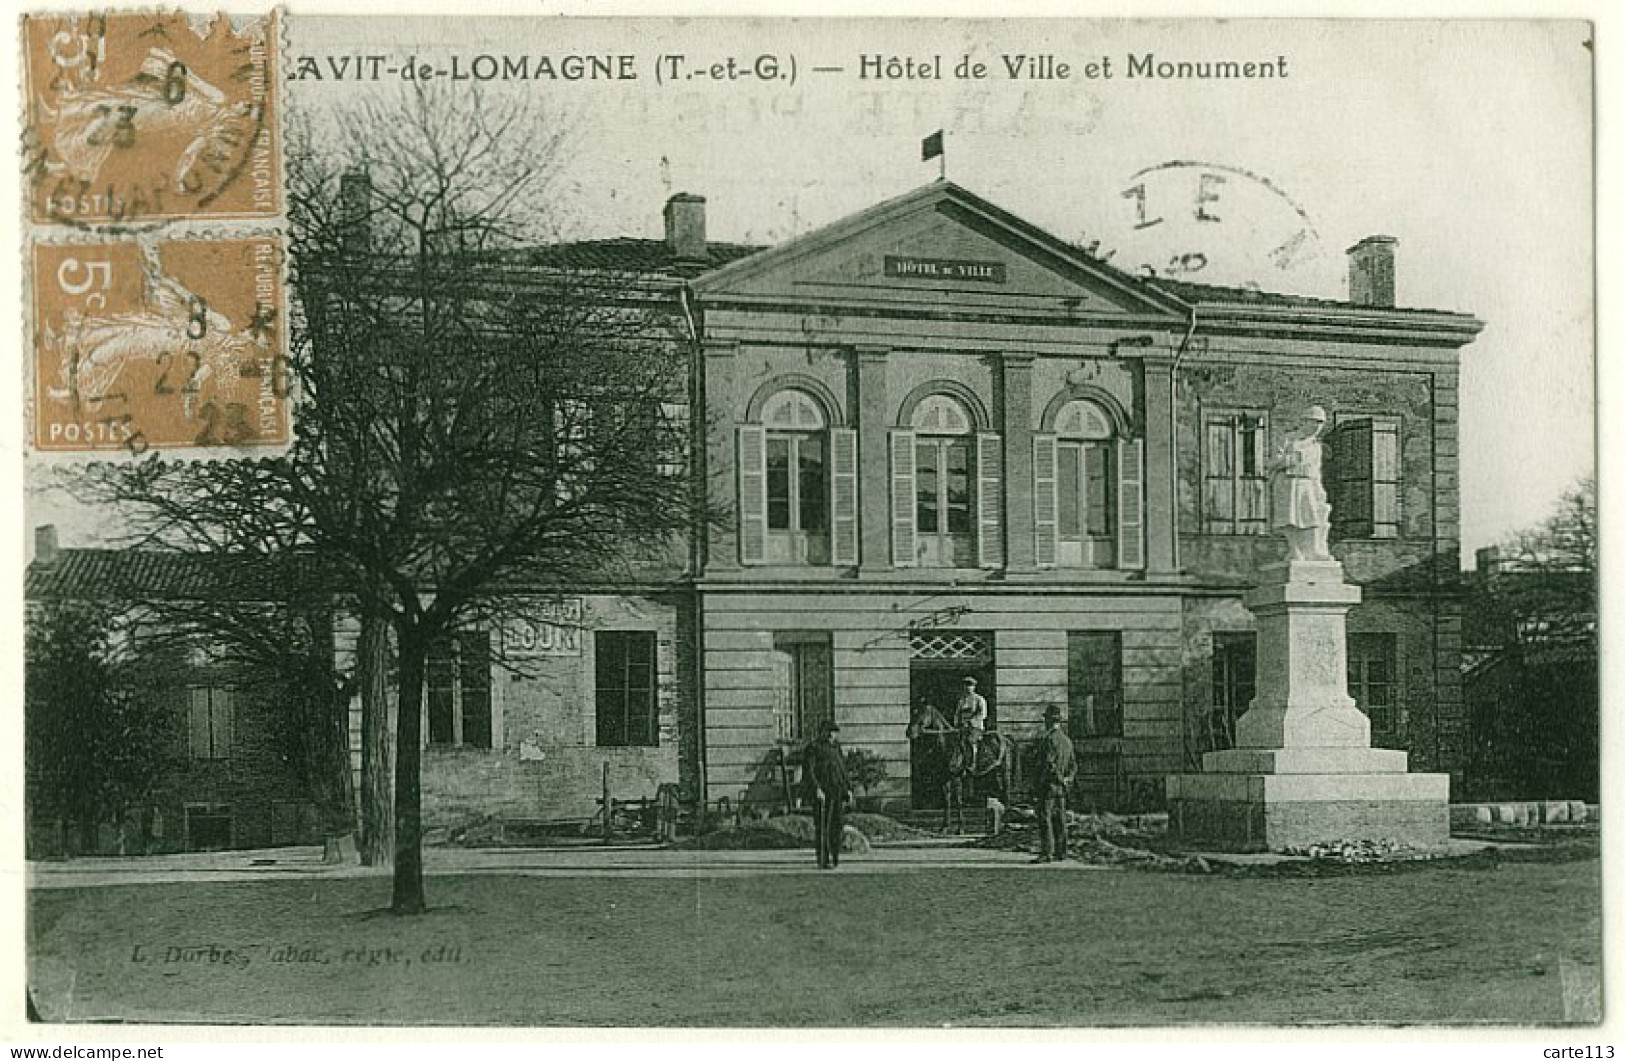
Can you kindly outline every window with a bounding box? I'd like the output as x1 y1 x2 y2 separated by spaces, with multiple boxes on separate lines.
763 390 829 564
427 631 493 749
1067 631 1122 739
187 686 234 760
1203 410 1269 535
185 804 233 852
1328 415 1402 539
596 631 658 747
1209 633 1257 751
772 632 833 743
1348 633 1399 745
912 394 976 567
1055 400 1117 568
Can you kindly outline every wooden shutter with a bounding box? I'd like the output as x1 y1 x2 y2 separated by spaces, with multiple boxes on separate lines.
737 425 768 564
889 429 918 567
1371 420 1401 536
1033 433 1059 568
1203 418 1236 533
1334 419 1375 538
188 688 212 759
975 432 1004 569
658 401 687 478
829 427 859 566
215 689 234 759
1117 436 1146 570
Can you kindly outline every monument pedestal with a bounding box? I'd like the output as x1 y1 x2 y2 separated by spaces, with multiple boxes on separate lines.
1166 560 1450 851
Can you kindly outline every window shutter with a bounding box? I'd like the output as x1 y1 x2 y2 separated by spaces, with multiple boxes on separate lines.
1117 436 1146 570
658 402 687 478
1203 419 1236 533
188 688 212 759
1371 420 1401 536
1033 433 1059 568
1335 419 1375 538
215 689 234 759
829 427 859 566
889 429 918 567
737 425 768 564
975 432 1004 569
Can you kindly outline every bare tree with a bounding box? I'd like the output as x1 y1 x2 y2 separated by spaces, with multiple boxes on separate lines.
68 84 702 913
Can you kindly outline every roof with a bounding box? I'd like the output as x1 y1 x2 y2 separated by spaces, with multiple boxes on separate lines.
509 237 763 277
27 548 319 602
1144 276 1469 317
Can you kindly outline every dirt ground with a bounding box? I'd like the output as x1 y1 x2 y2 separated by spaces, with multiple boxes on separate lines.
29 857 1601 1027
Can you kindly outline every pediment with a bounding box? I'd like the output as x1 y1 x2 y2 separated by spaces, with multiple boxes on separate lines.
695 182 1185 321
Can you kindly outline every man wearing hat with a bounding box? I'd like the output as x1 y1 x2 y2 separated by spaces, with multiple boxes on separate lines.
1032 704 1076 862
954 675 989 760
1270 404 1333 561
799 718 853 869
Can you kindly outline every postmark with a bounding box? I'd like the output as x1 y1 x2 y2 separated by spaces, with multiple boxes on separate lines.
32 236 289 453
22 10 281 226
1104 159 1324 290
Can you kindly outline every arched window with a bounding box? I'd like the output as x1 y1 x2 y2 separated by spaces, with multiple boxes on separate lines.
761 389 829 564
1054 399 1116 568
911 394 976 567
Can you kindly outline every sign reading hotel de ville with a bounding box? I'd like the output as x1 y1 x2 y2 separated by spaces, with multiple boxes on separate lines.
14 11 1595 1035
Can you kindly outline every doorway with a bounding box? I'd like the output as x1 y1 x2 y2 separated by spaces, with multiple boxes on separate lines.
907 631 995 808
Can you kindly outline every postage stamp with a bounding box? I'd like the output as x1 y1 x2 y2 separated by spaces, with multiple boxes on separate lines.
31 236 289 453
21 10 280 226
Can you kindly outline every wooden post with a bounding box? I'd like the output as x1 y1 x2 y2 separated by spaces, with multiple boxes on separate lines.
602 761 612 843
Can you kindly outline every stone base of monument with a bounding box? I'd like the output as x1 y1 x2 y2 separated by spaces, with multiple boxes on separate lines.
1165 559 1451 852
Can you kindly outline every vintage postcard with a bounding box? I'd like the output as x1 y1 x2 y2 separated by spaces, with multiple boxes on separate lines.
12 10 1600 1036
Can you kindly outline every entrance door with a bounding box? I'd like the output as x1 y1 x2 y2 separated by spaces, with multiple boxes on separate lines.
907 631 994 808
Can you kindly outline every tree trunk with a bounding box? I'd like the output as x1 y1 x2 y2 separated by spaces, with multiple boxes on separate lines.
359 613 394 867
391 628 428 914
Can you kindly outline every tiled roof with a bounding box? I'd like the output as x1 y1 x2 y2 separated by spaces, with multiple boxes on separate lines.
27 548 316 602
511 238 764 276
1146 276 1471 317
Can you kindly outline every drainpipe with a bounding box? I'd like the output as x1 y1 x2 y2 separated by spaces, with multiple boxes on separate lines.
677 282 709 813
1169 302 1199 573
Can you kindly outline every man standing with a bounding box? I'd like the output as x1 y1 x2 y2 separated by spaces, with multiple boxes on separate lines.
800 719 852 869
1033 704 1076 863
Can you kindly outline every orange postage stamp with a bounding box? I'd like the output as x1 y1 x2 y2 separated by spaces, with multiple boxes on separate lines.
32 237 289 453
22 11 279 225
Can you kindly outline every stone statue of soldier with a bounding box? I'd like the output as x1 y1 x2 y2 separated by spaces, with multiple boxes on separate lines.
1270 405 1333 561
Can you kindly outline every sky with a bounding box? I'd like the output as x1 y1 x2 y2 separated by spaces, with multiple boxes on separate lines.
22 17 1595 559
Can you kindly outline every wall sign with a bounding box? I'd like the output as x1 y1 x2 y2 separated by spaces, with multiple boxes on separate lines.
884 256 1007 283
506 599 583 656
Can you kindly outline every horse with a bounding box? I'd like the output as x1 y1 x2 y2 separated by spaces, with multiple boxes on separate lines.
906 702 1020 834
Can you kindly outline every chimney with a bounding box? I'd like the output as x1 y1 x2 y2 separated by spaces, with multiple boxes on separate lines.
1347 235 1397 308
35 524 59 565
664 193 707 271
340 169 373 256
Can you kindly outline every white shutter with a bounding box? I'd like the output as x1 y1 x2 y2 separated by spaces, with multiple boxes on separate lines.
975 432 1003 569
829 427 859 566
737 425 768 565
1117 436 1146 570
1033 434 1059 568
889 429 917 567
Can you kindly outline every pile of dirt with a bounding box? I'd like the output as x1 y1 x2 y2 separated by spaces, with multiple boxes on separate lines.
677 816 872 854
845 813 934 843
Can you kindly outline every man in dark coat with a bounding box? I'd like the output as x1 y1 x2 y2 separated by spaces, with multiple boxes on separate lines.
800 719 852 869
1032 704 1076 862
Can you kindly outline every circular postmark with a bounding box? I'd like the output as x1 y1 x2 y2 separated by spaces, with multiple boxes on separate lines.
1099 160 1325 291
23 11 280 228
